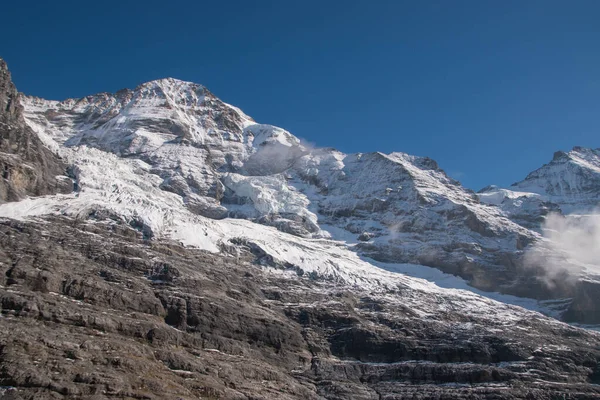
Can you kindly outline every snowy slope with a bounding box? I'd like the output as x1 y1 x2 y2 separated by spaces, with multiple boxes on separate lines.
513 147 600 212
8 77 599 320
0 143 561 320
22 80 542 291
479 147 600 219
477 185 561 230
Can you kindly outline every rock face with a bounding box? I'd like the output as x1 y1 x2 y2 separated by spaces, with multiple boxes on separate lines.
1 216 600 399
0 59 71 201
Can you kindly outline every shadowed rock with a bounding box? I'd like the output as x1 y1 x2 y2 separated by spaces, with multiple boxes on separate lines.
1 216 600 398
0 59 72 201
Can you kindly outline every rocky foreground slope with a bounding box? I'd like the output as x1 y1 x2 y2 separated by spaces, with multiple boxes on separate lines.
2 216 600 399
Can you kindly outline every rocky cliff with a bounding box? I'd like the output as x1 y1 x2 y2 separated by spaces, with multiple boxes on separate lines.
0 59 71 201
1 215 600 399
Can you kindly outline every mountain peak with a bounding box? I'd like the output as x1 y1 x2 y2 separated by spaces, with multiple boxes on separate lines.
509 146 600 209
0 58 8 73
135 77 206 92
552 146 599 161
568 146 600 161
125 77 212 106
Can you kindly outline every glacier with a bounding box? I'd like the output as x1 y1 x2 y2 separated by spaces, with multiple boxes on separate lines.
2 76 599 323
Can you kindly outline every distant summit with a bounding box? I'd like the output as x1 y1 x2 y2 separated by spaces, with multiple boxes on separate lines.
511 146 600 212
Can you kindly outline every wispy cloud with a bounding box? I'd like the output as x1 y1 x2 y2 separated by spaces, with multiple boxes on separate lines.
450 171 465 179
525 210 600 286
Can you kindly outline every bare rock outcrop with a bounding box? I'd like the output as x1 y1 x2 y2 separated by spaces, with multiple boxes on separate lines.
0 59 71 202
1 216 600 399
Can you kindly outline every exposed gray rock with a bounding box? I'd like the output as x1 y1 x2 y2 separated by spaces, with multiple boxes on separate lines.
0 216 600 399
0 59 72 201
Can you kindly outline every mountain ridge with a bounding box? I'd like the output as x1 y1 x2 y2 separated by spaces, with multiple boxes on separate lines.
1 61 598 318
15 69 599 311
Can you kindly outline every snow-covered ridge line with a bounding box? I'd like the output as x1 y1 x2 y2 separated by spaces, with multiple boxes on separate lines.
20 77 533 274
478 147 600 221
0 145 556 322
513 147 600 202
10 75 600 324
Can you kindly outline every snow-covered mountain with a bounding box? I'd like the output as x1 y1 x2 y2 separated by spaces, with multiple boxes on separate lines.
0 68 598 322
21 78 542 293
476 147 600 323
479 147 600 217
514 147 600 210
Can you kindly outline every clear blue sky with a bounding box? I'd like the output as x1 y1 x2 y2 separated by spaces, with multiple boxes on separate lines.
2 0 599 190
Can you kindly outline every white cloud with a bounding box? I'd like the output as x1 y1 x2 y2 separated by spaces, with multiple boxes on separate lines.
525 211 600 285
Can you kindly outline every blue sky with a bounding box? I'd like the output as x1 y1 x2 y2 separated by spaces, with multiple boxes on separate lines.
2 0 598 190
